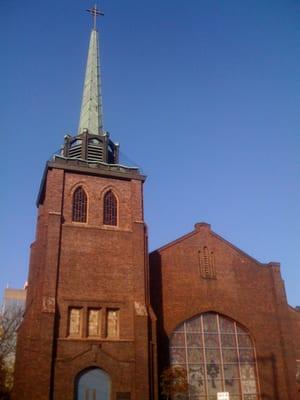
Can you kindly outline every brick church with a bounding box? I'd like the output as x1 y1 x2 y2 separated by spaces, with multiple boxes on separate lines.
13 8 300 400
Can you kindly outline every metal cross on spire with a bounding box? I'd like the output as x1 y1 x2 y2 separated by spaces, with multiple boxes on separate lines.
86 4 104 30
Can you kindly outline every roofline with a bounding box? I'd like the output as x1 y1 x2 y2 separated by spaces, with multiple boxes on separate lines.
36 159 146 206
36 162 48 206
150 222 278 267
288 304 300 313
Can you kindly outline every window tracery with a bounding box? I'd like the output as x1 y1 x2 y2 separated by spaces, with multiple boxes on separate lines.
72 186 87 222
169 312 259 399
103 190 117 226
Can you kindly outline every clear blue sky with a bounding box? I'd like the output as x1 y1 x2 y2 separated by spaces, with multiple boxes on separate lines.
1 0 299 306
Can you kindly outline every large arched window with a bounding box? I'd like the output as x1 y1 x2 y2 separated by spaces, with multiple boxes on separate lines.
103 190 117 226
169 312 259 399
72 187 87 223
76 368 110 400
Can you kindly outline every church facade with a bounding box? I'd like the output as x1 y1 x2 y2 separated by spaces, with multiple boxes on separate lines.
13 10 300 400
150 223 300 399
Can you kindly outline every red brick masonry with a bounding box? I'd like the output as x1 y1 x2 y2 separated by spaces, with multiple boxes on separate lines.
13 163 300 400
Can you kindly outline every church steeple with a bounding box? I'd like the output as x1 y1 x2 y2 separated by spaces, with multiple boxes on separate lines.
60 6 121 165
78 7 103 135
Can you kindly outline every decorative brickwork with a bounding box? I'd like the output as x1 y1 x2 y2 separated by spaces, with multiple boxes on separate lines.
198 246 216 279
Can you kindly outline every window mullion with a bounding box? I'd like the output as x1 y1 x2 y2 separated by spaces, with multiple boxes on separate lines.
183 321 190 400
234 321 244 400
201 315 209 399
217 313 225 391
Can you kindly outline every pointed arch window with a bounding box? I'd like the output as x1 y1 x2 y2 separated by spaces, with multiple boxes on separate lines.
103 190 117 226
72 187 87 223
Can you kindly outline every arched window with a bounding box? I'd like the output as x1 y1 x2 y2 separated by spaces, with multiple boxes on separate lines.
72 187 87 223
169 312 259 399
103 190 117 226
76 368 111 400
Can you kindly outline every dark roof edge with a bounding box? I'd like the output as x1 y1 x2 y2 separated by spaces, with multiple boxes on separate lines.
48 159 146 181
36 163 48 207
36 159 146 206
150 229 199 254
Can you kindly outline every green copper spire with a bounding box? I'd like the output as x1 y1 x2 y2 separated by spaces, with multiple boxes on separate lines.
58 6 125 167
78 25 103 135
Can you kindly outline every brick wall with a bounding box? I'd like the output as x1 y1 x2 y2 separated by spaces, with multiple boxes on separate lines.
13 163 157 400
150 222 300 400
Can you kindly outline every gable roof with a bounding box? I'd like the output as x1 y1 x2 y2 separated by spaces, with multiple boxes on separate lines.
150 222 279 268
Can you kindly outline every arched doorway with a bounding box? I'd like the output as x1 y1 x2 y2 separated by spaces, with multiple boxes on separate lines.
169 312 260 399
76 368 111 400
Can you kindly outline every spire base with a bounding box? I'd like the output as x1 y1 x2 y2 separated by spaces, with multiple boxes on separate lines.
62 131 119 164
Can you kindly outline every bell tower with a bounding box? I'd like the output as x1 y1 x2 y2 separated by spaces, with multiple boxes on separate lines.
13 7 157 400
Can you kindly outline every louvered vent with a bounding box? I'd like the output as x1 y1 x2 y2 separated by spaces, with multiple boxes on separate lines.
69 144 82 159
63 134 111 163
87 144 104 162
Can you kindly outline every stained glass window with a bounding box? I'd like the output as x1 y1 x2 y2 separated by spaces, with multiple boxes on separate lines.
103 190 117 226
72 187 87 223
68 308 82 337
88 309 101 337
169 312 259 400
106 309 119 338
